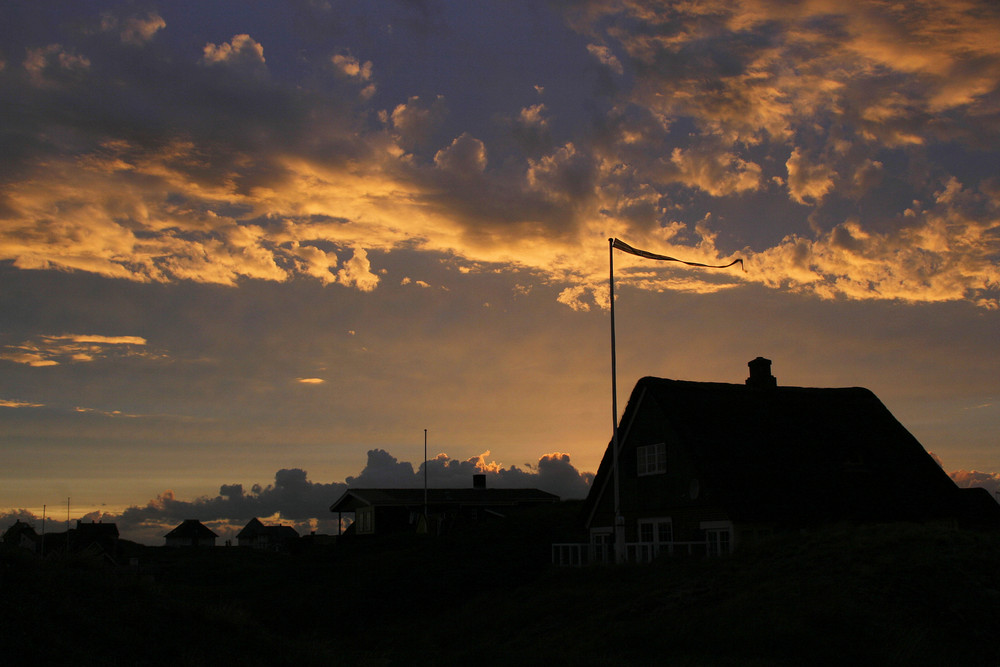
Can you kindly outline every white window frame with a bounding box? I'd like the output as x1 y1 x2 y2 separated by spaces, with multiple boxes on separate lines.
590 527 613 564
637 517 673 544
700 520 733 557
636 442 667 476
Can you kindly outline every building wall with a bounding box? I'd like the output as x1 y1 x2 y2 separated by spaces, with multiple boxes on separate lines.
589 395 731 543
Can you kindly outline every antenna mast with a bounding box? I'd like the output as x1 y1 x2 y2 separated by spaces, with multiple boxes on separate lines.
423 429 428 525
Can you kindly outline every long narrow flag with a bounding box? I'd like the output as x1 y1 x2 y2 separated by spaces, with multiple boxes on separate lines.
611 238 745 271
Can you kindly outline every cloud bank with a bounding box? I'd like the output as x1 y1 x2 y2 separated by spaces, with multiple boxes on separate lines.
0 449 593 544
0 1 997 308
950 470 1000 501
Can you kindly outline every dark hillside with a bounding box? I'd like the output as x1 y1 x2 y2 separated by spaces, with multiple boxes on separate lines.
2 516 998 665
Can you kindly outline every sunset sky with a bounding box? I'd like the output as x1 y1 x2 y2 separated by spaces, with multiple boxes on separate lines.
2 0 999 544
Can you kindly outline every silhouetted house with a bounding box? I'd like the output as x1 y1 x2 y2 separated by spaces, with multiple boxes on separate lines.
164 519 217 548
576 358 999 563
2 520 39 552
330 475 560 536
72 520 120 565
74 520 119 551
38 531 71 556
235 518 300 552
2 520 122 563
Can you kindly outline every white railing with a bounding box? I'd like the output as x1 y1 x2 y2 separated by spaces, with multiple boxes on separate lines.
552 540 708 566
625 540 707 562
552 542 593 567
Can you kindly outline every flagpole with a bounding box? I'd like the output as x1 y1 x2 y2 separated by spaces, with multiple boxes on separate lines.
423 428 428 526
609 238 624 564
606 237 741 565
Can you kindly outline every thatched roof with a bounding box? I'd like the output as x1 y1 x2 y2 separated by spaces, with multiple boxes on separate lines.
584 376 982 527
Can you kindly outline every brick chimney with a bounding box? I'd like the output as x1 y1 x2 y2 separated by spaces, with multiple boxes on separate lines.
746 356 777 388
473 473 486 489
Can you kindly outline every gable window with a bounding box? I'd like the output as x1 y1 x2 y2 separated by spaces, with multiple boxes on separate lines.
636 443 666 476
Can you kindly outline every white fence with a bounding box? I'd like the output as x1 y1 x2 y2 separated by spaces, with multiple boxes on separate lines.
551 540 708 566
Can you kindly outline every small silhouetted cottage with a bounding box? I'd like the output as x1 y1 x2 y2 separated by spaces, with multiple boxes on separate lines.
164 519 217 548
72 520 120 565
74 520 119 551
235 518 300 552
2 519 122 562
330 475 560 536
2 520 39 552
579 358 1000 563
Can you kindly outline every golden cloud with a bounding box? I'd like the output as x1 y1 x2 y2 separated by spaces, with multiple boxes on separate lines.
202 34 266 67
747 181 1000 306
668 147 762 196
1 108 994 310
586 0 1000 148
785 148 835 204
101 12 166 46
2 2 998 311
331 54 373 81
0 399 45 408
0 334 152 367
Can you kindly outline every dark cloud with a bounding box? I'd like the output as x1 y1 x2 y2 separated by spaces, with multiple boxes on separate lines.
346 448 593 500
390 95 448 149
109 468 346 525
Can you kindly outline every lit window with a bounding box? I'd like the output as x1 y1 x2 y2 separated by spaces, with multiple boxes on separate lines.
637 443 666 476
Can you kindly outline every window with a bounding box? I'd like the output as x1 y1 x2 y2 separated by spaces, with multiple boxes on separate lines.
707 530 730 557
701 520 733 557
636 517 672 561
357 508 373 534
590 528 613 564
636 443 666 476
638 517 672 543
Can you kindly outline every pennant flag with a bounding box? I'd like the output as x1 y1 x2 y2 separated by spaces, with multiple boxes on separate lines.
611 238 744 271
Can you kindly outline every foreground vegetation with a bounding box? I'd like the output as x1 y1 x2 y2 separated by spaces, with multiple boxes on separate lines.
3 508 999 665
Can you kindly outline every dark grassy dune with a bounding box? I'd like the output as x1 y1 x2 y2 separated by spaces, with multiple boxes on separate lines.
3 510 998 666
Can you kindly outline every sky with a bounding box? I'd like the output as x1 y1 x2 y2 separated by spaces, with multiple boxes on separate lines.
1 0 999 544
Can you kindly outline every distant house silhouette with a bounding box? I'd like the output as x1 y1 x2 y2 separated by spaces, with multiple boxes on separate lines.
331 475 560 536
2 520 39 552
575 358 1000 564
235 518 300 552
73 520 120 565
3 519 121 563
164 519 217 548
